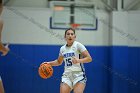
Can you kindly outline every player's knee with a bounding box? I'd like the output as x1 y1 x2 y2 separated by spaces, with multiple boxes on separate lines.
60 83 71 93
60 88 70 93
73 89 83 93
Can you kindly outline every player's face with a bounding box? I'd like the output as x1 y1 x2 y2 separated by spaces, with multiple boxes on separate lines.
65 29 76 46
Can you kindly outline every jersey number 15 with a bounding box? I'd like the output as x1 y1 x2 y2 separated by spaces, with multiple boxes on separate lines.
65 58 72 66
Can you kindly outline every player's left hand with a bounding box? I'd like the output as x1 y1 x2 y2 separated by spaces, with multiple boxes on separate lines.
72 56 80 64
1 43 10 56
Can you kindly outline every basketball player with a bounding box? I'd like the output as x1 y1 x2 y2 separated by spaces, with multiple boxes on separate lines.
0 0 9 56
0 0 9 93
0 76 4 93
42 28 92 93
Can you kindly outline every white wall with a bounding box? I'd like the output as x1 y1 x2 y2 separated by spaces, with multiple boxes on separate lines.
2 6 140 47
124 0 135 8
112 11 140 47
123 0 140 10
6 0 107 10
112 11 128 46
128 11 140 46
1 6 110 46
6 0 48 8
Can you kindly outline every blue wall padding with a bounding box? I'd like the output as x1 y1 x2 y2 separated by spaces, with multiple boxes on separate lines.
0 44 140 93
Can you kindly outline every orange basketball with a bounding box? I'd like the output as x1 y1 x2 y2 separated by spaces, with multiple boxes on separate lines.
38 63 53 79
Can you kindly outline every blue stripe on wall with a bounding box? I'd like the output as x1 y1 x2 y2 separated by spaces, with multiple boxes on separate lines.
111 46 129 93
0 44 140 93
128 47 140 93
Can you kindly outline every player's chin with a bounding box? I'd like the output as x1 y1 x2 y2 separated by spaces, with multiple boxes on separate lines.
67 40 72 43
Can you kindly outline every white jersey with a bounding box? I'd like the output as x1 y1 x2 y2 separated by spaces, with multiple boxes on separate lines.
59 41 87 72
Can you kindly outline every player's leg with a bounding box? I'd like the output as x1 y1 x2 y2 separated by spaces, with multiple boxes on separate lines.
0 0 3 41
73 71 87 93
0 20 9 56
0 77 5 93
73 82 85 93
0 19 6 53
0 19 3 41
60 82 71 93
60 73 72 93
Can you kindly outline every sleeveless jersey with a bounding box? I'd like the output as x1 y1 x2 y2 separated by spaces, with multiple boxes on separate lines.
59 41 87 72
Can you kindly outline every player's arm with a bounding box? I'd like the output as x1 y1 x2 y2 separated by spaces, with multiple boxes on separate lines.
72 50 92 64
0 43 10 56
43 56 64 66
80 50 92 63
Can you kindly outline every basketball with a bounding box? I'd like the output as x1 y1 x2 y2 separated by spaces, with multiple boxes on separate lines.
38 63 53 79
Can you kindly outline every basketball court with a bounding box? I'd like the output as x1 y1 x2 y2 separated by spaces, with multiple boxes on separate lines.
0 0 140 93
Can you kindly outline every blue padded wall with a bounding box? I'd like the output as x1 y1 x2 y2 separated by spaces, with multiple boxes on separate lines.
0 44 140 93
